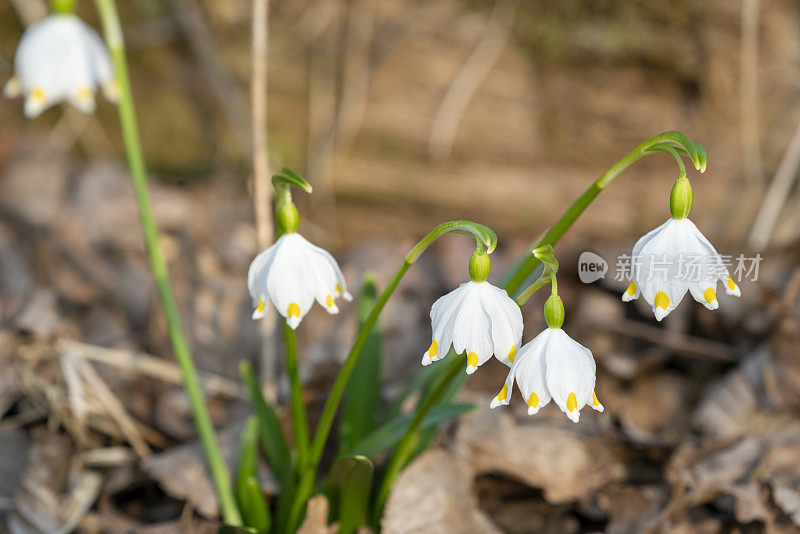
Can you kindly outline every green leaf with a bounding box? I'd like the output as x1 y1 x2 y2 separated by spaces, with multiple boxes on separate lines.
339 273 383 455
240 361 293 488
235 417 271 534
329 456 374 534
272 167 313 193
345 403 475 459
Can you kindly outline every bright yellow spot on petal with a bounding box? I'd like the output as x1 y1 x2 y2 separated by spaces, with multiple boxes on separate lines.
566 392 577 412
287 302 301 317
77 86 92 101
256 300 265 313
727 276 736 290
497 384 508 402
428 339 438 357
654 291 670 310
508 346 516 363
325 294 335 307
703 287 716 303
592 391 600 407
527 392 539 408
467 352 478 368
626 281 637 296
336 283 342 294
30 87 46 101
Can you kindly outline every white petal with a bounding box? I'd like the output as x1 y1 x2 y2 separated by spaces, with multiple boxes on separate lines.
633 219 694 320
427 284 468 363
511 330 552 415
266 234 316 327
450 282 493 373
544 329 596 423
689 280 719 311
621 280 640 302
247 240 279 303
479 283 523 367
305 237 352 301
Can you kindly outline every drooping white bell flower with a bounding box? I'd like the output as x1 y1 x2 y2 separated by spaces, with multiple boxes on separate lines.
621 217 741 321
489 328 602 423
248 232 352 329
421 251 523 374
4 14 118 118
490 295 602 423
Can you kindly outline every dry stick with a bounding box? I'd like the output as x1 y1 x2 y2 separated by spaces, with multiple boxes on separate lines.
171 0 251 155
427 0 517 161
747 116 800 249
58 339 245 399
251 0 279 399
740 0 762 185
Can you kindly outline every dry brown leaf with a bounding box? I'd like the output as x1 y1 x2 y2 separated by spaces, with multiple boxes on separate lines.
382 449 499 534
454 407 624 504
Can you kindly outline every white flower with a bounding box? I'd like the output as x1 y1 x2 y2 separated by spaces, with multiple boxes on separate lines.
247 233 351 329
421 281 522 375
490 328 603 423
4 14 118 118
621 217 741 321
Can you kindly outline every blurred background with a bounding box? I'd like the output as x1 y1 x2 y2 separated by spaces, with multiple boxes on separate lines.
1 0 800 532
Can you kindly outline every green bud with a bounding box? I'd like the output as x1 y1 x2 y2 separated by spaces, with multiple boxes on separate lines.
544 294 565 329
276 201 299 234
670 175 693 219
51 0 76 14
468 249 491 283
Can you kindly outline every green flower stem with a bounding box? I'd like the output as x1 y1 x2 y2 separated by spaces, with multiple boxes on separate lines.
287 261 410 532
92 0 240 526
286 220 495 532
503 131 706 296
372 355 463 522
284 320 310 471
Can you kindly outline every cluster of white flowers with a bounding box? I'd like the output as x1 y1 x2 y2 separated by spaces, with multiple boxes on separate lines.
4 13 118 117
7 8 740 428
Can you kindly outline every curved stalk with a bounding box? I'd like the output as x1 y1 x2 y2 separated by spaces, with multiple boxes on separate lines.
503 131 706 295
92 0 241 525
286 220 496 532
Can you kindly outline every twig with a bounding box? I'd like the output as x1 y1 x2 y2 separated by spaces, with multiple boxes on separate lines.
747 114 800 249
596 318 736 363
58 339 245 399
427 0 518 161
251 0 279 400
62 350 152 458
740 0 762 184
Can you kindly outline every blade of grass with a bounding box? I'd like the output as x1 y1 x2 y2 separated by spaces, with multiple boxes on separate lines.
339 273 383 455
